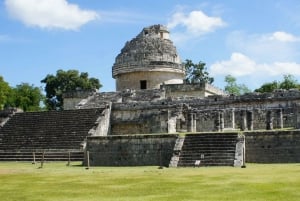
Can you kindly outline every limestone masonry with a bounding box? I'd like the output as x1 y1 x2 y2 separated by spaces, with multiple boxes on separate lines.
112 24 185 91
1 24 300 166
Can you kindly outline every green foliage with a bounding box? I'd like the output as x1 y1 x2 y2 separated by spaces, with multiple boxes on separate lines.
255 81 279 93
6 83 44 112
224 75 251 95
0 76 11 110
255 74 300 93
41 69 102 110
0 163 300 201
184 59 214 84
279 74 299 90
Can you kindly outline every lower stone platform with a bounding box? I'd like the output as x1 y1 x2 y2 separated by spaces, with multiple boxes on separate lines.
84 134 178 166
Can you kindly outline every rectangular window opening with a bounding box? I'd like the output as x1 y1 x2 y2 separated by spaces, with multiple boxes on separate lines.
140 80 147 89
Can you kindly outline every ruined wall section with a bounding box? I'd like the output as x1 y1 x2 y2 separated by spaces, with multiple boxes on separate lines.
85 134 178 166
0 108 20 128
63 90 97 110
110 100 181 135
180 90 300 131
245 130 300 163
163 83 206 98
108 90 300 135
65 89 300 134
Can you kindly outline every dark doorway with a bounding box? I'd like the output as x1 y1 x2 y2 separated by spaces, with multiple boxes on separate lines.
140 80 147 89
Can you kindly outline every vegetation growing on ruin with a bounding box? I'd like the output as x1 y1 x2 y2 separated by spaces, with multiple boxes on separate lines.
0 162 299 201
184 59 214 84
41 69 101 110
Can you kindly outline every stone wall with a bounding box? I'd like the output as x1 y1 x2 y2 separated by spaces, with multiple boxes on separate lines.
111 103 170 135
115 71 184 91
65 89 300 133
162 83 226 99
245 130 300 163
109 90 300 134
63 90 96 110
0 108 20 128
85 134 178 166
163 83 205 98
87 103 112 136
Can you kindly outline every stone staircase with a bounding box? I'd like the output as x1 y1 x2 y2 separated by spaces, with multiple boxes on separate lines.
0 108 104 161
177 133 239 167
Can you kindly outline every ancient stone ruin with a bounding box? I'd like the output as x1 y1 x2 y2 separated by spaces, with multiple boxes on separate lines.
112 24 185 91
1 24 300 166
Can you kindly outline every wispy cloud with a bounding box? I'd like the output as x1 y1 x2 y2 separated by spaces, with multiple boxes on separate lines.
4 0 99 30
210 52 300 77
167 10 226 44
269 31 300 42
226 31 300 63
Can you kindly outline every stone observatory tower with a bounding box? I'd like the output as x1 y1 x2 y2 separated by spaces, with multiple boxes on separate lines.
112 24 185 91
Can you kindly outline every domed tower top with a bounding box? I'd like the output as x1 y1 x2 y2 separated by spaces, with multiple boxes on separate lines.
112 24 185 91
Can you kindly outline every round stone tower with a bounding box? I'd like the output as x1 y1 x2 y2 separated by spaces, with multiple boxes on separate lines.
112 24 185 91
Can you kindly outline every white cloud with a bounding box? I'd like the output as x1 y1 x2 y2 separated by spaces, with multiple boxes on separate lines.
269 31 299 42
167 10 226 44
210 53 256 76
168 10 225 35
210 52 300 77
227 31 300 63
4 0 99 30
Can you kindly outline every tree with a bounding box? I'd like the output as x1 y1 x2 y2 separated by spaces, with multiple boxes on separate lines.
41 69 102 110
255 81 279 93
224 75 251 95
184 59 214 84
0 76 11 110
6 83 44 112
254 74 300 93
279 74 299 90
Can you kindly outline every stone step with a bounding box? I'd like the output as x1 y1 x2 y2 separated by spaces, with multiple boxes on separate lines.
178 159 234 167
181 147 236 152
0 151 84 161
180 152 235 157
177 133 239 167
0 108 102 161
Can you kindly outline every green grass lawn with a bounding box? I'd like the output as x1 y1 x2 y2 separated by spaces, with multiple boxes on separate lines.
0 162 299 201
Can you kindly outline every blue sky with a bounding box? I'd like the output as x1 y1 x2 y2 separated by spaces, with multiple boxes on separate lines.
1 0 300 92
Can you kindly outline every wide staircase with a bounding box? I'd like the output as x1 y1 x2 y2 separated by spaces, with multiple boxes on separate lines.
177 133 239 167
0 108 104 161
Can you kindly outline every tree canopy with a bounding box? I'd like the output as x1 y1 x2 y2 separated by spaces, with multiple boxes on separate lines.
6 83 44 112
41 69 102 110
255 74 300 93
0 75 44 111
184 59 214 84
0 76 11 110
224 75 251 95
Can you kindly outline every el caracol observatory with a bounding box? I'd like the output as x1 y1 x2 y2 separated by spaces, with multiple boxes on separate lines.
112 24 185 91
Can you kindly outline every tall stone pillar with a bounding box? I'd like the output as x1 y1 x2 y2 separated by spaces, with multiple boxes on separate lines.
247 111 253 131
294 104 300 129
160 110 169 133
192 113 197 132
231 109 235 129
214 111 222 132
240 110 247 131
266 110 273 130
187 113 194 132
276 109 283 129
220 111 224 131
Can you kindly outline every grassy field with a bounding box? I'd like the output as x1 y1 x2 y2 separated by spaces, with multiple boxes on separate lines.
0 162 299 201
